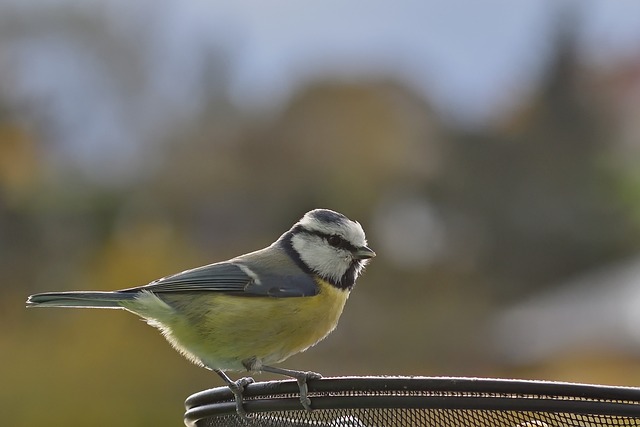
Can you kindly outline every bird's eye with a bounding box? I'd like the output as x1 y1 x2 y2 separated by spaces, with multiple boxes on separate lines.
327 235 343 247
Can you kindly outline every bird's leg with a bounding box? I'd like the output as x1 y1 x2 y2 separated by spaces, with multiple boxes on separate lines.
261 365 322 411
214 369 255 419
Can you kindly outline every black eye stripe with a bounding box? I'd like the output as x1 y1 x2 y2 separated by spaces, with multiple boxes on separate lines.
327 235 342 247
324 234 356 251
329 235 355 250
295 226 358 252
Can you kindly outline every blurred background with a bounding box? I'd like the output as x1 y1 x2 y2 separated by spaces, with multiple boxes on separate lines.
3 0 640 425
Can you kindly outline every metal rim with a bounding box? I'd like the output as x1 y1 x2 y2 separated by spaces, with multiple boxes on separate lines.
184 376 640 426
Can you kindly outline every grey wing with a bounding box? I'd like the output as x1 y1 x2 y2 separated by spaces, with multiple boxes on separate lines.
119 261 319 297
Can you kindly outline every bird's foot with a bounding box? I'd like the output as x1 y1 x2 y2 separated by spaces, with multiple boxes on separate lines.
294 371 322 410
227 376 255 419
261 365 322 411
213 369 256 421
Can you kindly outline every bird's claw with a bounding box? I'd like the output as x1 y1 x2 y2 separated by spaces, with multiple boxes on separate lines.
227 377 255 420
295 371 322 411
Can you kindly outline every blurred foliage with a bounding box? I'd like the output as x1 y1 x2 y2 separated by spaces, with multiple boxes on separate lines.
2 16 640 427
429 38 640 299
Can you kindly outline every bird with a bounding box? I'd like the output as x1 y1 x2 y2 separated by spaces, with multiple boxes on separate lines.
26 208 375 418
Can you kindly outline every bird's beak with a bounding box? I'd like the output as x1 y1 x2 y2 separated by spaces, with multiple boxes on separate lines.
353 246 376 260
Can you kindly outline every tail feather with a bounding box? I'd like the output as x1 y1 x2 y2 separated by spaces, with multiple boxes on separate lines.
26 291 136 309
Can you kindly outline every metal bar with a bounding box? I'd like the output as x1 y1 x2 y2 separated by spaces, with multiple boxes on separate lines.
184 377 640 426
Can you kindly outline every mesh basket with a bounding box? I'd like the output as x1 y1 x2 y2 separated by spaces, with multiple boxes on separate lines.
184 376 640 427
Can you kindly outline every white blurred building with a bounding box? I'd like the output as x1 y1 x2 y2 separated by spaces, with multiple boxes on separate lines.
491 256 640 365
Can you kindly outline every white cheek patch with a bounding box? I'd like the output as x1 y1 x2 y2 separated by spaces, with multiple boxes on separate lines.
291 234 351 284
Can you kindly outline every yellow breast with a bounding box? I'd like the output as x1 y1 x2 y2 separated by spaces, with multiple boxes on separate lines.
129 280 351 371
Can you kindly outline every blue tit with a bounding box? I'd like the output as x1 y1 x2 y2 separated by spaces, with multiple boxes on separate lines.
27 208 375 417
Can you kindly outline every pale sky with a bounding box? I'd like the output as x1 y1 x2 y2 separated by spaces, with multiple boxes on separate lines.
2 0 640 182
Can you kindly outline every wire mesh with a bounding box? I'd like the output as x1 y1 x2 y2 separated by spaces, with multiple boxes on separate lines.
184 376 640 427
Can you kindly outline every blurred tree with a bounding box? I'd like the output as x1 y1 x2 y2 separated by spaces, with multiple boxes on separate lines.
428 32 640 299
